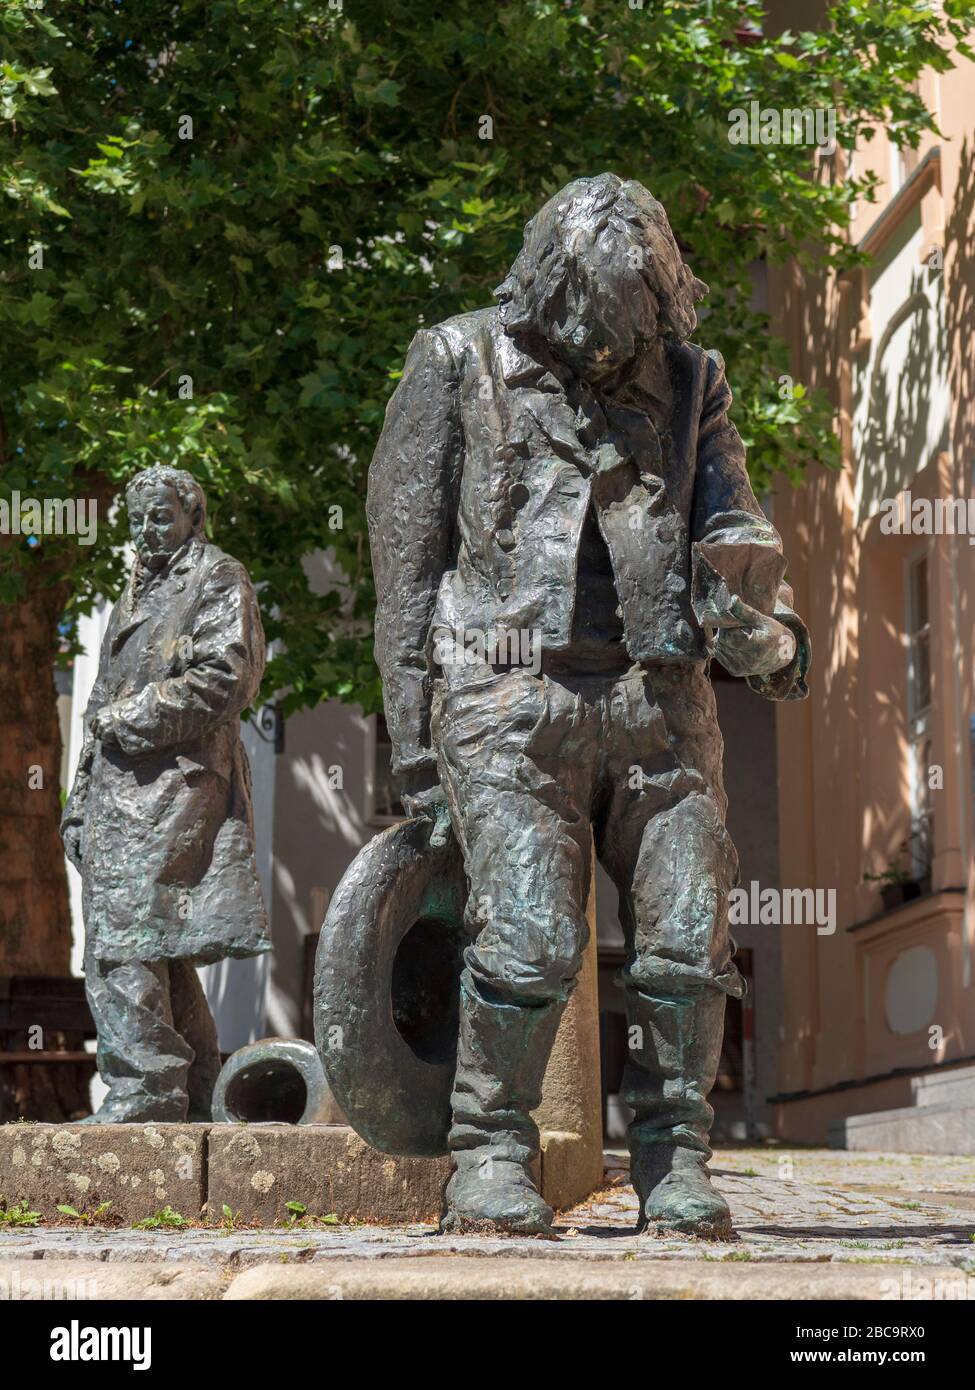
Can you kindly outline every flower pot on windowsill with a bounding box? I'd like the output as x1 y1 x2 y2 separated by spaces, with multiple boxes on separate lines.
880 882 907 912
878 876 930 912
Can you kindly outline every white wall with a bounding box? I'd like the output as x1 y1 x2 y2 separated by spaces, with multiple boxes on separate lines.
268 698 376 1037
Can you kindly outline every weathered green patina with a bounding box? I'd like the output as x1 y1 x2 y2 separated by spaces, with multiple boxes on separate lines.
61 467 269 1123
321 175 810 1238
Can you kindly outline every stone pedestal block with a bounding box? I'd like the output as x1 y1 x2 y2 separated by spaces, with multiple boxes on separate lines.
0 1123 207 1223
534 860 604 1210
206 1125 451 1225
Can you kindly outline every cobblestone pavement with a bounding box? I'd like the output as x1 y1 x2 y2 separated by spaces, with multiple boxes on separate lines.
2 1147 973 1298
3 1147 974 1265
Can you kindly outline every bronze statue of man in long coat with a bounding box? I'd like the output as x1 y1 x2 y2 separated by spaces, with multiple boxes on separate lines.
62 465 270 1122
368 173 809 1236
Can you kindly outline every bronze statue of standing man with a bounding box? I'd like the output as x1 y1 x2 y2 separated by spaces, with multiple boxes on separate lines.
368 174 809 1236
61 465 270 1123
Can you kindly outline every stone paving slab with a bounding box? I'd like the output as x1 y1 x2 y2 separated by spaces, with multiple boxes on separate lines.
222 1256 971 1301
0 1260 226 1301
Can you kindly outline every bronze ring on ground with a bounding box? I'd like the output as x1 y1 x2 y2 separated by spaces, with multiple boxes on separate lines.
313 816 469 1157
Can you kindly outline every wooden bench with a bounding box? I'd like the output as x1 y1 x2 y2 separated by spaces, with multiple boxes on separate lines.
0 976 96 1065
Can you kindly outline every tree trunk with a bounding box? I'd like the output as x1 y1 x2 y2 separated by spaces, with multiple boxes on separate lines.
0 559 92 1120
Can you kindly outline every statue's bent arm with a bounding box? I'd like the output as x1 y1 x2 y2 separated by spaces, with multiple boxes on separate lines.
366 326 462 788
107 559 265 756
691 352 809 699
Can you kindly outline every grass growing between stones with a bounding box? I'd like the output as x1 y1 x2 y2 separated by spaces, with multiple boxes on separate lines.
0 1198 41 1228
282 1201 341 1229
219 1205 242 1232
56 1201 118 1227
132 1205 190 1231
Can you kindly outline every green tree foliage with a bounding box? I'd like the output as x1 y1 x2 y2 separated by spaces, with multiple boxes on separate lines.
2 0 972 714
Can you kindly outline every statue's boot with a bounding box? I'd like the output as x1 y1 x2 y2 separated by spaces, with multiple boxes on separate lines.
78 1092 186 1124
441 972 565 1236
623 986 733 1239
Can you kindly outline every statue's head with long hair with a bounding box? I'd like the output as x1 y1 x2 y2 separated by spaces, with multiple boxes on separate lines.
496 172 708 384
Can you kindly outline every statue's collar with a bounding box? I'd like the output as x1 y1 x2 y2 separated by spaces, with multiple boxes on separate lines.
168 534 206 576
143 534 204 579
499 326 675 420
603 344 676 425
497 330 569 392
126 535 205 602
112 537 207 648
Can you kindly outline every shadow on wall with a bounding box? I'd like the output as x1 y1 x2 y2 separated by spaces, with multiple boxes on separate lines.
944 132 975 1062
768 131 975 1098
855 257 945 520
268 704 371 1039
946 136 975 504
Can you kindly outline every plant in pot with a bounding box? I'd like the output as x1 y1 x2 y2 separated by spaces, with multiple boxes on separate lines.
864 839 929 912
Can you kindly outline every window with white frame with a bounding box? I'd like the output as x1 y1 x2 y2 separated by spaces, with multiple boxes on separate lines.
906 551 933 880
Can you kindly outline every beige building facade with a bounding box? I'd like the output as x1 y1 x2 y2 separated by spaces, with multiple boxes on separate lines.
767 41 975 1141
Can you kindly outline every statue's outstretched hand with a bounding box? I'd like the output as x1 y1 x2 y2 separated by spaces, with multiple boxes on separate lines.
709 595 796 679
401 781 453 849
91 706 119 746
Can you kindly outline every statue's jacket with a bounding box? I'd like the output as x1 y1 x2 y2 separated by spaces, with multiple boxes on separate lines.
62 537 271 965
368 306 809 778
